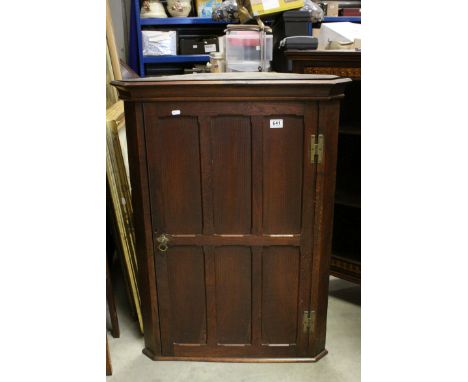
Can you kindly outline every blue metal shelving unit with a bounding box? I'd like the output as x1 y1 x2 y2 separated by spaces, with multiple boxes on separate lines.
143 54 211 64
140 17 230 26
323 16 361 23
127 0 362 76
129 0 231 76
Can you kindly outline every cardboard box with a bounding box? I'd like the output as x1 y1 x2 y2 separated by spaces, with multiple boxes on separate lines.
326 3 339 16
248 0 304 17
317 22 361 50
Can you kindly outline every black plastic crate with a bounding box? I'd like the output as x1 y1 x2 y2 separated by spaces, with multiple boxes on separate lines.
179 36 219 55
283 11 313 37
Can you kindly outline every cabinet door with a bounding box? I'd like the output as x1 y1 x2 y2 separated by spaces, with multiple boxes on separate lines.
143 101 319 358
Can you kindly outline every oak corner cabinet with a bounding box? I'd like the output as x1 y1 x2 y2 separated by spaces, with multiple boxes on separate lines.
112 73 351 362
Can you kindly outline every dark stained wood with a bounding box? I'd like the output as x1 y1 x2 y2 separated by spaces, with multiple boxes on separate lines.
172 343 298 357
251 117 264 236
284 51 361 285
113 73 349 362
160 234 301 246
199 118 217 347
251 247 263 347
285 51 361 81
144 110 203 234
262 116 304 234
148 102 305 118
106 258 120 338
112 78 349 102
262 246 300 345
296 101 319 356
215 246 252 344
310 100 341 355
211 117 252 234
330 255 361 284
123 102 162 355
166 247 207 345
153 243 172 354
199 116 215 234
143 350 328 363
204 246 217 347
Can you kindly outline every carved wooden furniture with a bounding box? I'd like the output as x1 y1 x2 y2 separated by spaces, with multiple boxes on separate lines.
285 51 361 284
112 73 350 362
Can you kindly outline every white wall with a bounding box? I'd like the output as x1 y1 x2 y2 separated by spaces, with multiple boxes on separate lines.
109 0 132 63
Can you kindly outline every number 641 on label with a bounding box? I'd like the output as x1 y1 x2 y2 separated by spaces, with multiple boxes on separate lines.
270 119 283 128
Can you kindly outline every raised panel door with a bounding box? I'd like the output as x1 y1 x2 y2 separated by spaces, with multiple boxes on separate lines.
144 101 319 358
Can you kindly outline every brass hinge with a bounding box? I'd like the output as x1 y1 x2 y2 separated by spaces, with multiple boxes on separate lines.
310 134 324 164
303 310 315 333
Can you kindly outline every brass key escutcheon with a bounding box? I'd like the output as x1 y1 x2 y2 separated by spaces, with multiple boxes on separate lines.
156 233 170 252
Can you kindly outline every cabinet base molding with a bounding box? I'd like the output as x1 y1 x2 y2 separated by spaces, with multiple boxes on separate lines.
143 348 328 363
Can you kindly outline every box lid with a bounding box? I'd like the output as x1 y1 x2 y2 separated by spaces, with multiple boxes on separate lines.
282 11 313 22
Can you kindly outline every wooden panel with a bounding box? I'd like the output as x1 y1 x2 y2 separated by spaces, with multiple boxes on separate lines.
215 246 252 345
251 117 263 235
263 116 304 234
309 100 342 354
150 102 305 118
261 246 300 344
211 116 252 234
251 247 262 347
167 234 300 246
124 102 161 355
144 113 203 234
295 101 318 356
204 246 217 346
166 246 207 344
199 117 215 234
172 343 299 358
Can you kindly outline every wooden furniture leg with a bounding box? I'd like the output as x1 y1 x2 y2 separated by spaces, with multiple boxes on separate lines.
106 334 112 376
107 257 120 338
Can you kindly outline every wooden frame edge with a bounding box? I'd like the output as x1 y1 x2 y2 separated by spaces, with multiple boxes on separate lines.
143 348 328 363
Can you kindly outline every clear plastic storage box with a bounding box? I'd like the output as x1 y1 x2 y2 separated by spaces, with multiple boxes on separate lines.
225 25 272 72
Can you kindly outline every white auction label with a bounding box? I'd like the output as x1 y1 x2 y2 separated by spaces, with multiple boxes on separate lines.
171 110 181 115
204 44 217 53
270 119 283 128
262 0 280 10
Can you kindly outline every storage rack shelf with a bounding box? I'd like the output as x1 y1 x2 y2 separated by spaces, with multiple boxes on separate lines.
323 16 361 23
143 54 211 64
140 16 361 26
140 17 230 26
129 0 236 77
128 0 362 77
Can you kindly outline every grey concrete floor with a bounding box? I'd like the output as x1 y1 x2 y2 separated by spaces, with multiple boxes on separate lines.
107 269 360 382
